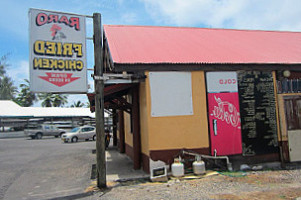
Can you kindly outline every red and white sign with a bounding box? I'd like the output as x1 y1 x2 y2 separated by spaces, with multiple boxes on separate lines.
206 71 242 156
206 72 238 93
29 8 87 93
208 93 242 156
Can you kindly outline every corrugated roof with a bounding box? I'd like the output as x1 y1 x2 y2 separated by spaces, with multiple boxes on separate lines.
0 101 95 118
104 25 301 64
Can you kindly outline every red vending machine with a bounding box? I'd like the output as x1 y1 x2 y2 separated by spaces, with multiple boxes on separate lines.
206 72 242 156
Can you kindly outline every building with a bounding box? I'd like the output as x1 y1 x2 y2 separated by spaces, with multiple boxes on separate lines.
0 100 96 131
89 25 301 172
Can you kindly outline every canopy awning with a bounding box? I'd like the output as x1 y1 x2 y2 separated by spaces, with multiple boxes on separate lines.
87 83 137 113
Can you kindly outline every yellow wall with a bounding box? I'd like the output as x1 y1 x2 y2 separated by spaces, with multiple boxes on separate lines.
139 82 150 155
144 71 209 150
123 71 209 156
124 112 133 147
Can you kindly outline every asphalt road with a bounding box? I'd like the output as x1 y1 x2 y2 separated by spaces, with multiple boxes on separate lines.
0 137 96 200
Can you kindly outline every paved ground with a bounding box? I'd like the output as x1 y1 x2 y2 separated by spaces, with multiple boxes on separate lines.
2 134 301 200
0 137 95 200
0 135 148 200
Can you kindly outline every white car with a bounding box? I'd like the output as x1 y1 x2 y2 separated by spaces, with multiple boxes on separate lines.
61 126 96 143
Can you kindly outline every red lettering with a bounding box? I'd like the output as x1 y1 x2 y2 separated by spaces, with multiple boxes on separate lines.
36 13 48 26
48 15 59 23
59 16 69 26
219 78 237 85
36 13 80 31
70 17 80 30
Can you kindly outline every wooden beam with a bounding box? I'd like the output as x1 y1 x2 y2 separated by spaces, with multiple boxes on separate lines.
118 110 125 153
132 85 141 170
112 109 117 146
93 13 106 188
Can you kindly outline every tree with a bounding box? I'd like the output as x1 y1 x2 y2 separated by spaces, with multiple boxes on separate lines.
52 94 68 107
0 76 17 100
38 93 68 107
70 100 85 107
15 79 37 107
0 55 17 100
38 93 53 107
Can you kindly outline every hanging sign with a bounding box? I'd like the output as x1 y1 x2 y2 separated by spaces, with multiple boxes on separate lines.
29 8 87 93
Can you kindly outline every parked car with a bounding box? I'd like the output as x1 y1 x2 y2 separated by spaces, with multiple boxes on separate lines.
24 124 66 139
61 126 96 143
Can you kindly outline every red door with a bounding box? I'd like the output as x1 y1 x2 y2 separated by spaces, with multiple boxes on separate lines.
208 92 242 156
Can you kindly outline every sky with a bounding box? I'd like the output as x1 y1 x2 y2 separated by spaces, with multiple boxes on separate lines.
1 0 301 107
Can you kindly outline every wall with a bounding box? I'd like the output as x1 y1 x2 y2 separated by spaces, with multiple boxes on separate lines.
145 71 209 152
124 111 133 160
139 82 150 156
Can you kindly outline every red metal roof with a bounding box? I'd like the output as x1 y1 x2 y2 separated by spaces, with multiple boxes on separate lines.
104 25 301 65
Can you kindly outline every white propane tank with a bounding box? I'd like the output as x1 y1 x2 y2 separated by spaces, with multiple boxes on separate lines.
193 156 206 175
171 158 184 177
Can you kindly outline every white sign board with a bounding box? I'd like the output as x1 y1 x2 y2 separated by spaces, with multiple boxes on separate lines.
29 8 87 93
149 72 193 117
206 72 238 93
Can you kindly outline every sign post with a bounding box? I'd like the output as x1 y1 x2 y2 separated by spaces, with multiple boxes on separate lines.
93 13 106 188
29 8 106 188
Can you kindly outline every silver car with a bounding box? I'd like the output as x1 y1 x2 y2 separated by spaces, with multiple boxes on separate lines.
61 126 96 143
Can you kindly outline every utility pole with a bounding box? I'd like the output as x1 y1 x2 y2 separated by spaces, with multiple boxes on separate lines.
93 13 106 188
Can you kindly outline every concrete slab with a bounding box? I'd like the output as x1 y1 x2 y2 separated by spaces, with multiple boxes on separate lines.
105 146 149 182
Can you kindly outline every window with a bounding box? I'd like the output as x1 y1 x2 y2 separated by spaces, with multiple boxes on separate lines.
284 96 301 130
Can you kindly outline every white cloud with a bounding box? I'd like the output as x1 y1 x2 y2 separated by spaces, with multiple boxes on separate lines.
7 60 29 87
142 0 301 31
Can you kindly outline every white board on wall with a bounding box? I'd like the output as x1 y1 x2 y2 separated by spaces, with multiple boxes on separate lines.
206 72 238 93
149 72 193 117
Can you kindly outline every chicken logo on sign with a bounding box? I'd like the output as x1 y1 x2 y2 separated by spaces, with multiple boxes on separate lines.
50 24 66 40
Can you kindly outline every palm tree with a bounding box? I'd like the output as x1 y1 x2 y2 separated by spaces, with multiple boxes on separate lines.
0 55 8 76
53 94 68 107
38 93 68 107
15 79 37 107
0 55 16 100
38 93 53 107
71 100 85 107
0 76 17 100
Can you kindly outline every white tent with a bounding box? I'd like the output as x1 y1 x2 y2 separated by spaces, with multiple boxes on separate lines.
0 100 95 118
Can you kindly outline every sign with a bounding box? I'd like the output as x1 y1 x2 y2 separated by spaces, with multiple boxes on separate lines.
206 72 238 93
207 93 242 155
206 71 242 156
237 71 278 156
29 8 87 93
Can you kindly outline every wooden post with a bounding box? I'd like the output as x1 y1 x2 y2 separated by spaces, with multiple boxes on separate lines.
113 109 117 146
132 85 141 169
93 13 106 188
118 110 125 153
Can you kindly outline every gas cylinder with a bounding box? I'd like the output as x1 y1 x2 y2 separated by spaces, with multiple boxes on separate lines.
171 158 184 177
193 156 206 175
